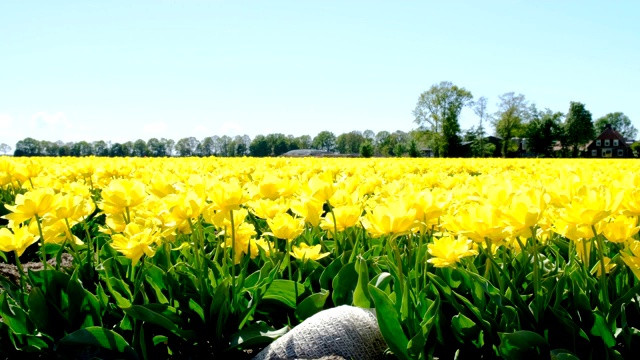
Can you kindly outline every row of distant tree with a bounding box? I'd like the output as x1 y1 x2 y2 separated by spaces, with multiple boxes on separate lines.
413 81 638 158
2 81 636 158
4 130 422 158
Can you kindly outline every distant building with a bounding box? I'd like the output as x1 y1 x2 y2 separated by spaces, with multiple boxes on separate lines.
585 124 633 158
281 149 358 158
418 148 434 157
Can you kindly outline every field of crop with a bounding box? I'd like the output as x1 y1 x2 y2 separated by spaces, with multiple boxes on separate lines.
1 157 640 359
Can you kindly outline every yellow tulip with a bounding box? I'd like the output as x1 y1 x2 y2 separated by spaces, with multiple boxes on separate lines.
601 215 640 244
291 199 324 227
207 179 247 212
12 161 42 186
502 187 548 238
290 242 330 261
251 237 273 257
362 201 416 237
249 198 290 220
209 208 249 230
427 234 477 268
561 185 621 227
621 188 640 217
52 193 95 223
34 219 84 245
258 174 283 200
220 222 257 264
303 176 335 203
148 173 180 198
267 213 304 241
409 189 449 225
592 256 616 277
0 225 40 257
99 179 147 215
3 188 57 224
111 223 158 267
320 205 362 234
447 202 506 244
621 240 640 280
170 190 206 223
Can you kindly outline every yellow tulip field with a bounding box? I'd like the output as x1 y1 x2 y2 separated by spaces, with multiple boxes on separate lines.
1 156 640 358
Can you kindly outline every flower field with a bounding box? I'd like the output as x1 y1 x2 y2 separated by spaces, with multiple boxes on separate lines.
1 157 640 359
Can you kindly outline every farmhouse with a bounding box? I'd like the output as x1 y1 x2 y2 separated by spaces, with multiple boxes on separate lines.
585 124 633 158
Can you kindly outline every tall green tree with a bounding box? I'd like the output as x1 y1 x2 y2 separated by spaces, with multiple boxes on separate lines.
0 143 12 155
132 139 148 157
463 126 495 157
175 137 199 156
363 130 375 142
412 81 473 157
199 137 215 156
374 131 391 156
408 140 419 157
249 135 270 157
473 96 488 156
40 140 58 156
161 138 175 156
565 102 594 157
312 131 336 152
70 141 94 156
146 138 165 157
93 140 110 156
492 92 529 157
336 131 365 154
594 112 637 140
359 141 374 158
14 137 42 156
524 108 564 157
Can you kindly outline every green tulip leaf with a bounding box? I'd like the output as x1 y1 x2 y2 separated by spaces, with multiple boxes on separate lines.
262 279 305 308
295 289 329 321
369 284 410 360
57 326 138 359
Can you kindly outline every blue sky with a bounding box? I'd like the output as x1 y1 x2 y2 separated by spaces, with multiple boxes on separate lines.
1 0 638 148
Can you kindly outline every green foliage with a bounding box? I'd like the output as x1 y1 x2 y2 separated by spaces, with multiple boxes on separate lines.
565 102 595 157
312 131 337 152
492 92 529 157
249 135 271 156
4 170 640 359
524 108 564 157
631 142 640 157
360 141 374 158
594 112 637 140
413 81 473 157
408 140 419 158
336 131 365 154
393 142 406 157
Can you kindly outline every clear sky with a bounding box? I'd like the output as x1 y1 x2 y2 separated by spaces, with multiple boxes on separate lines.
1 0 638 148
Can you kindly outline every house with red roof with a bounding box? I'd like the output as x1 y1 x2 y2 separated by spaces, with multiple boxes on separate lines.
585 124 633 158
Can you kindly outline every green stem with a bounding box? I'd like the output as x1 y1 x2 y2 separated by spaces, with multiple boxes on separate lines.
81 220 94 278
530 227 542 323
328 201 340 254
187 219 205 300
481 245 537 326
580 237 590 290
484 238 503 291
35 215 47 270
389 234 409 321
13 251 28 306
230 209 237 310
592 225 610 312
125 206 131 224
163 242 174 306
287 241 297 304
